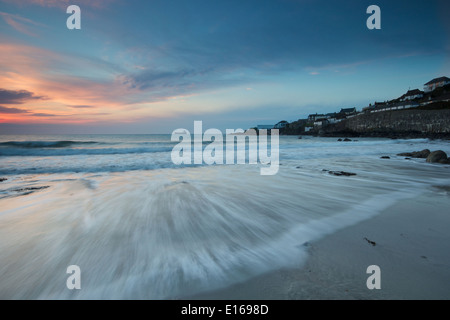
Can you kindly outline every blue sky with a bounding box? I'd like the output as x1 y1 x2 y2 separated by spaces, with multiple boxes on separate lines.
0 0 449 133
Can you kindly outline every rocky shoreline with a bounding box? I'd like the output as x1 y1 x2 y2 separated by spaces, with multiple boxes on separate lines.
397 149 450 164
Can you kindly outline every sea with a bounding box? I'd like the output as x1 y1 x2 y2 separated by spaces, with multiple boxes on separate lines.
0 134 449 299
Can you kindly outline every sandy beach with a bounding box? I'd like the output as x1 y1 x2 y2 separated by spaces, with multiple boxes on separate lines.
189 189 450 300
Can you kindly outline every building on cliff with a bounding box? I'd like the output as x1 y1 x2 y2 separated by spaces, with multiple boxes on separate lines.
340 107 356 115
308 113 326 122
400 89 424 101
424 76 450 92
274 121 289 129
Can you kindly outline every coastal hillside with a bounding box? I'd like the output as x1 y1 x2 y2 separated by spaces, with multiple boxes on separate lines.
278 79 450 138
319 102 450 138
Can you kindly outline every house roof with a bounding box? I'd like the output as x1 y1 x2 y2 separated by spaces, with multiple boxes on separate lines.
425 76 450 85
340 108 356 113
308 113 325 117
405 89 423 96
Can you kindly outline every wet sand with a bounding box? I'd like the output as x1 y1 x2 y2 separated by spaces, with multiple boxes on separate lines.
189 189 450 300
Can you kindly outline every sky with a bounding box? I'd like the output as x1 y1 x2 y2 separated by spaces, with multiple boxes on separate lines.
0 0 449 134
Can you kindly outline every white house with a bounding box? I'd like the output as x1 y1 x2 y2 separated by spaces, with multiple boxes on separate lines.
308 113 326 122
339 107 356 115
273 121 288 129
314 119 328 127
400 89 423 101
424 76 450 92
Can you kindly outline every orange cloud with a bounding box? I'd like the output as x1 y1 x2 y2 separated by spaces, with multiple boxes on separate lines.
0 43 129 117
0 42 196 125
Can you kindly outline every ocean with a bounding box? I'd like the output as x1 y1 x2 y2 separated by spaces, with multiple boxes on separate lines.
0 134 449 299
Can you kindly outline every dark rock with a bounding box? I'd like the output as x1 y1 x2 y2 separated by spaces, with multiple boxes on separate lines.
433 185 450 193
397 149 430 158
337 139 343 142
438 159 450 164
0 178 7 182
298 136 302 139
426 150 448 163
329 171 357 177
380 156 390 159
12 186 50 193
405 157 411 160
343 138 352 142
398 151 414 157
416 149 431 158
364 237 376 246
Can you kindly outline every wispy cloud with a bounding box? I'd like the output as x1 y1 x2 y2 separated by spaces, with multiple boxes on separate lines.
31 112 56 117
0 43 200 124
68 105 97 109
306 60 373 75
305 51 433 75
0 88 46 104
0 11 45 37
0 105 59 118
0 105 30 114
0 44 131 108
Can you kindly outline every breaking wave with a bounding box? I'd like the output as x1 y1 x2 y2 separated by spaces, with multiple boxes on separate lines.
0 140 99 149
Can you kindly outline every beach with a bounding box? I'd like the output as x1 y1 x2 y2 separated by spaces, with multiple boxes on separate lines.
1 135 449 299
189 191 450 300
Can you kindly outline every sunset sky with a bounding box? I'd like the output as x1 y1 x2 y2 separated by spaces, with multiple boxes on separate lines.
0 0 449 134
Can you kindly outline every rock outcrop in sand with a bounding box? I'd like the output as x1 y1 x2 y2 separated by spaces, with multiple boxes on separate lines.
397 149 430 158
396 149 449 164
426 150 449 164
